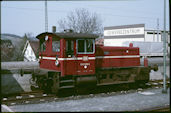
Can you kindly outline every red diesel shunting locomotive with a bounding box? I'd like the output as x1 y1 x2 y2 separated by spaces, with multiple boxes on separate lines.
34 30 158 94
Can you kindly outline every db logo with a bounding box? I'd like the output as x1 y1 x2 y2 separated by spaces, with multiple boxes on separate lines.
82 56 88 61
80 63 90 69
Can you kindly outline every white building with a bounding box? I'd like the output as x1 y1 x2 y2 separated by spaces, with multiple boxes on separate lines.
104 24 170 56
22 40 39 62
145 29 170 43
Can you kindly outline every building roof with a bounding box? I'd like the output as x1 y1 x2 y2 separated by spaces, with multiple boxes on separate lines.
22 40 39 56
29 41 39 55
104 24 144 30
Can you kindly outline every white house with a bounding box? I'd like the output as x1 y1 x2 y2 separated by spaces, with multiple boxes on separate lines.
22 40 39 62
104 24 170 56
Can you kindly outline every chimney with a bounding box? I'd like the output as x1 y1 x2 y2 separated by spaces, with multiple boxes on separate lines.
52 26 56 33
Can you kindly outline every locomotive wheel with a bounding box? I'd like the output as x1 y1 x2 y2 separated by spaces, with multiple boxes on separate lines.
30 85 36 91
128 82 138 89
36 77 45 90
76 87 87 94
136 80 147 88
76 84 97 95
45 78 53 93
51 73 60 94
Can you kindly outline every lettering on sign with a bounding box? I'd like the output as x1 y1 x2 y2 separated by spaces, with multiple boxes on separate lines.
104 27 144 36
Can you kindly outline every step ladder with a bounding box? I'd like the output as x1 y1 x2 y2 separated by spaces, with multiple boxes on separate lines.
59 76 75 89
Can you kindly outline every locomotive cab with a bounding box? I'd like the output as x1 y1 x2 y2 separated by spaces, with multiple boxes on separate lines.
36 32 98 77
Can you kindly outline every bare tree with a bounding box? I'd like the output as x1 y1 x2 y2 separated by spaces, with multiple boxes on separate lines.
12 33 28 61
57 8 103 35
1 40 14 61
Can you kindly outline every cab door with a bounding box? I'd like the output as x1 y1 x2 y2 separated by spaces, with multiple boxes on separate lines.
76 39 96 75
64 39 77 75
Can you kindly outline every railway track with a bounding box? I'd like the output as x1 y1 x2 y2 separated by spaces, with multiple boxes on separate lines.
2 79 170 106
141 105 170 112
2 91 56 106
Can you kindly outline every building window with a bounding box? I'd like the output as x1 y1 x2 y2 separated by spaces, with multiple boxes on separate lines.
52 41 60 52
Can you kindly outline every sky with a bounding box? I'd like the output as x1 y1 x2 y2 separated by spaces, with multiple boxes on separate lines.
1 0 170 37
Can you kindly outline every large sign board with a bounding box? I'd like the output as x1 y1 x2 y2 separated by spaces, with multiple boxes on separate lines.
104 24 145 39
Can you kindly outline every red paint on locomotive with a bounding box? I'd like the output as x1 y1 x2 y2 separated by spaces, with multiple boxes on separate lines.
37 32 141 77
95 45 140 68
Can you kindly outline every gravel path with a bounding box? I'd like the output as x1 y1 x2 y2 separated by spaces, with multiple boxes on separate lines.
7 88 170 112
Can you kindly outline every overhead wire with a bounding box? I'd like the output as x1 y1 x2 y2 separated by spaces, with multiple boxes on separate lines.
2 5 160 20
2 3 169 30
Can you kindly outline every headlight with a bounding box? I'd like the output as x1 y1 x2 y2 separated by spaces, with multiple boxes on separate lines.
45 36 48 41
55 60 59 66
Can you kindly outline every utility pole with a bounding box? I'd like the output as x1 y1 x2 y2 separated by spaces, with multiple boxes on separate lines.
162 0 167 93
157 18 159 42
45 0 48 32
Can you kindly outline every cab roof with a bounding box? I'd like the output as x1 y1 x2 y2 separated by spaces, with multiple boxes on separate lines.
36 32 98 39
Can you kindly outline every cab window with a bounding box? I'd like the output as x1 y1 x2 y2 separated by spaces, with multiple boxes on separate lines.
78 40 85 52
66 40 74 57
77 39 94 54
86 40 93 52
52 41 60 52
40 41 46 52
